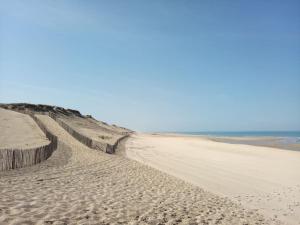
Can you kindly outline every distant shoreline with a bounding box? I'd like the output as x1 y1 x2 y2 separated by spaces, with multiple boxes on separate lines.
163 130 300 137
151 131 300 151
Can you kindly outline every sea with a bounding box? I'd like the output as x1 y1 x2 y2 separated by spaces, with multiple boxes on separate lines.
172 131 300 150
176 131 300 138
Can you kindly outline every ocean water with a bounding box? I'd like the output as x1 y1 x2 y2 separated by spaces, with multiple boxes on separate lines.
174 131 300 150
177 131 300 138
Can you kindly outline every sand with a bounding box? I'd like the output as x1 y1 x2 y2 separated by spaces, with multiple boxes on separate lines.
58 116 124 145
209 136 300 152
125 133 300 225
0 108 49 149
0 115 268 225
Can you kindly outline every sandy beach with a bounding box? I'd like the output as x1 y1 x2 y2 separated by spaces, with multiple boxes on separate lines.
0 113 269 225
125 133 300 225
1 0 299 224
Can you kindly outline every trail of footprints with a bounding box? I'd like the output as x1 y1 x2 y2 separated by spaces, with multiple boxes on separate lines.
0 115 272 225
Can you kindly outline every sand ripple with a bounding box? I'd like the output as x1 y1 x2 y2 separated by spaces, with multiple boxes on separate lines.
0 116 269 225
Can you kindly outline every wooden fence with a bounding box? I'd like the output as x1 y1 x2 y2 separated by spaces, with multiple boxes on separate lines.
48 112 129 154
0 113 57 171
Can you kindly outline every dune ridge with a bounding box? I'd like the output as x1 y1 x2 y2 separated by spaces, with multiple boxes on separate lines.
48 112 131 154
0 103 132 155
0 109 57 171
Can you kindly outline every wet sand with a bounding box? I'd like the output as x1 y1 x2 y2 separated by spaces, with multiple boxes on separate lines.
209 136 300 152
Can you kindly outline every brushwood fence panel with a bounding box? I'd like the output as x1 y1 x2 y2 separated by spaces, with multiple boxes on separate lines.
48 112 129 154
0 112 57 171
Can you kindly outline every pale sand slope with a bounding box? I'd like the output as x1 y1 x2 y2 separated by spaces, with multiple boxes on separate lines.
0 108 49 149
59 116 124 145
0 115 268 225
125 134 300 225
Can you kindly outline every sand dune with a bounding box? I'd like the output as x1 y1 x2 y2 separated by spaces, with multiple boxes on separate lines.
0 108 56 171
0 108 49 149
0 115 268 225
125 133 300 225
58 114 129 146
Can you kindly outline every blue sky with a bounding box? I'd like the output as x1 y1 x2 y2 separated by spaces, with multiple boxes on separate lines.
0 0 299 131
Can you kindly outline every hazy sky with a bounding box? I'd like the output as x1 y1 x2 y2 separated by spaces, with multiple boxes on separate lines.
1 0 299 131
